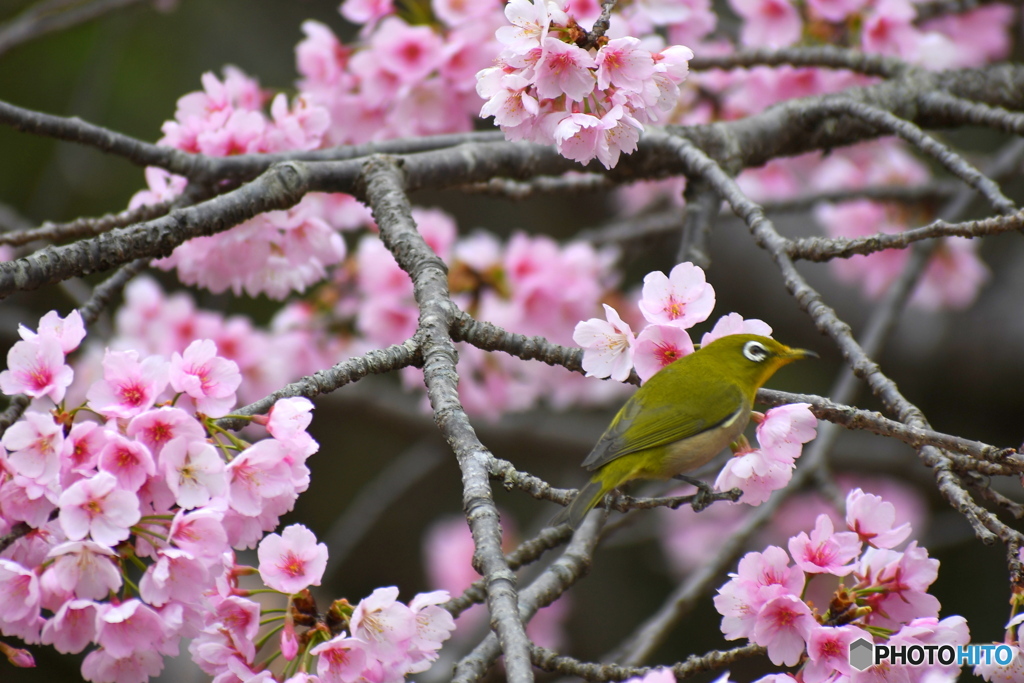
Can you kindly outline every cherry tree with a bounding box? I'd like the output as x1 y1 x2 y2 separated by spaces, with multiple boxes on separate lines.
0 0 1022 682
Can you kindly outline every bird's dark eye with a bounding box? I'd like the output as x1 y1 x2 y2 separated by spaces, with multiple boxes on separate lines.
743 341 770 363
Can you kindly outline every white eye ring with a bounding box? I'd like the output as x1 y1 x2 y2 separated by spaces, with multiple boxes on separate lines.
743 341 770 363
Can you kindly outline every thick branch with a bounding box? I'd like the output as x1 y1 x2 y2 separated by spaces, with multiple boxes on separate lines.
357 156 534 683
0 161 321 298
690 46 909 78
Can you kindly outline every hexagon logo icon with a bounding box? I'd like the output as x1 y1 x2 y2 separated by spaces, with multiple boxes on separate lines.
849 638 874 671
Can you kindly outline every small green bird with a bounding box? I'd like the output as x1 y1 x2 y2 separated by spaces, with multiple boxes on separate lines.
553 334 816 529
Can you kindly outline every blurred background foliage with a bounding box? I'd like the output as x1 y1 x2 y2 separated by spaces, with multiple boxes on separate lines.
0 2 1021 682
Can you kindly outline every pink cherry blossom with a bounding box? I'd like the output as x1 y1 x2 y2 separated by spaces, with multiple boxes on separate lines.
787 514 861 576
20 309 86 354
161 437 227 509
700 313 773 347
98 435 156 493
552 111 604 164
595 105 644 169
2 411 64 484
638 262 715 329
169 507 229 562
169 339 242 417
535 37 597 100
861 0 919 57
0 475 58 527
715 451 793 505
266 396 314 440
58 471 141 547
496 0 558 51
0 337 74 403
846 487 912 549
574 303 636 382
912 237 989 310
312 634 373 683
257 523 328 594
296 20 352 90
45 540 122 600
187 595 261 675
126 406 206 457
434 0 501 25
350 586 418 664
857 542 941 631
139 548 210 606
407 590 456 671
86 349 169 419
595 37 655 91
478 72 541 128
0 559 41 622
96 599 167 658
372 17 444 82
752 593 815 666
729 0 802 48
81 648 165 683
755 403 817 465
633 324 694 383
715 545 804 640
225 438 294 517
62 421 108 474
264 93 330 152
803 624 871 682
921 5 1015 68
40 599 99 654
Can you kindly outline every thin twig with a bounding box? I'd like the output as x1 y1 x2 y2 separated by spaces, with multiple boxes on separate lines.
786 209 1024 262
806 99 1016 215
0 0 149 58
0 199 176 246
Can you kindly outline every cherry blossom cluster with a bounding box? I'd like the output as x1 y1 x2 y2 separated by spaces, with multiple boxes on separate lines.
188 523 456 683
659 474 928 577
727 0 1012 68
476 0 694 168
714 488 968 682
130 69 357 300
301 0 504 145
318 211 627 419
129 0 1011 312
92 275 342 407
0 310 328 681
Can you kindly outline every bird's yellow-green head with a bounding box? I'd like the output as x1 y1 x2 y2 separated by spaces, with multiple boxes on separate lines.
683 333 817 398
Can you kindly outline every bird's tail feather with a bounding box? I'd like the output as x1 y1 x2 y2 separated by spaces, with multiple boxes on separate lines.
550 480 608 530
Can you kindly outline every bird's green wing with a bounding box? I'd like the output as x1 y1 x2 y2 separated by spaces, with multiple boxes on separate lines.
580 381 745 471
